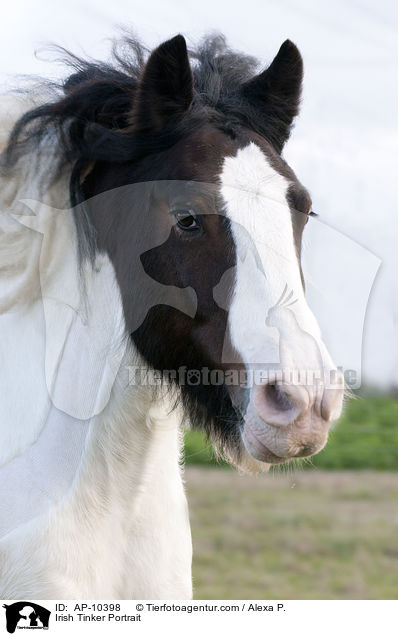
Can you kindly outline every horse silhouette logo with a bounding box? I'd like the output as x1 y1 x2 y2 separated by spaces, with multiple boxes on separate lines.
10 189 198 421
2 602 50 633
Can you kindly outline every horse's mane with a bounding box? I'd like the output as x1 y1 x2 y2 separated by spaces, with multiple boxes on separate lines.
2 33 266 183
1 33 289 260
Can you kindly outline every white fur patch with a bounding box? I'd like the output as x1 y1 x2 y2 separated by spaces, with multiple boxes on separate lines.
219 142 323 368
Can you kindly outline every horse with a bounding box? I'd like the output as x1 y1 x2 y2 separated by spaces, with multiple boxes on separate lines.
0 33 344 598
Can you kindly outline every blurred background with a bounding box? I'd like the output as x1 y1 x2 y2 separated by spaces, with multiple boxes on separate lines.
185 393 398 598
1 0 397 599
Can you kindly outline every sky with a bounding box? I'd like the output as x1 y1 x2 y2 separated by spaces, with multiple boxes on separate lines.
0 0 397 388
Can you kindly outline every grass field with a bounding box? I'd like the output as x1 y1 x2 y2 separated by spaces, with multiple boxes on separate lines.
186 467 398 599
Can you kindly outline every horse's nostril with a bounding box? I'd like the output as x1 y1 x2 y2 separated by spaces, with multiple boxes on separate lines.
254 381 307 427
264 383 293 413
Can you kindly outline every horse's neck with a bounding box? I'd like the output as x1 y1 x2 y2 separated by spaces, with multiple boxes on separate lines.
0 136 185 540
70 370 185 530
64 377 192 598
0 368 190 598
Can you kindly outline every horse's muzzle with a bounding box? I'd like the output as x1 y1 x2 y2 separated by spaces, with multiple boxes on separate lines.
242 372 344 463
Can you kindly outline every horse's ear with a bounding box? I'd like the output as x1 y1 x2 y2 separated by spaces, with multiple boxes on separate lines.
131 35 193 131
241 40 303 151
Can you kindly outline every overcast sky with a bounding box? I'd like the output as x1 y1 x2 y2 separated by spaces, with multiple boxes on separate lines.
0 0 397 388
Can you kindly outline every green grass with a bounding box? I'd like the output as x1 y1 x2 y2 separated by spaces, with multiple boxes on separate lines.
187 468 398 599
184 395 398 470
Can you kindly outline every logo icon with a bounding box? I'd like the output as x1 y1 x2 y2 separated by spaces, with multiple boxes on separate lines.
2 603 50 633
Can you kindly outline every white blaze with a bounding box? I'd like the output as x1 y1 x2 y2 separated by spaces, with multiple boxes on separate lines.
219 142 331 373
219 142 342 460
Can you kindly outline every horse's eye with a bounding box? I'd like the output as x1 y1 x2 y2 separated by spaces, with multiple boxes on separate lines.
173 210 200 232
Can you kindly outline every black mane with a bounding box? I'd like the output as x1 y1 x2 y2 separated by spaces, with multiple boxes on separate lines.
2 34 294 198
3 33 302 264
